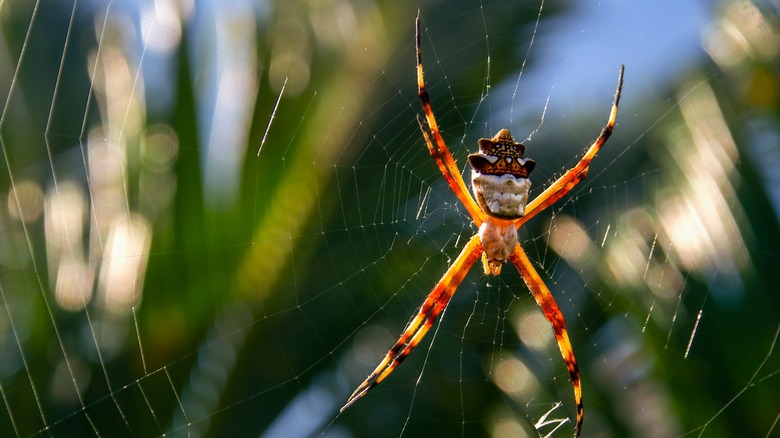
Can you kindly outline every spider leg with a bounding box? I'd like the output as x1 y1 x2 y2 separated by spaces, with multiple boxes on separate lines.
341 234 483 412
516 65 624 229
510 244 583 437
416 14 485 226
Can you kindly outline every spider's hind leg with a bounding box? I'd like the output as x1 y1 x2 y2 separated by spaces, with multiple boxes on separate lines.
415 15 485 225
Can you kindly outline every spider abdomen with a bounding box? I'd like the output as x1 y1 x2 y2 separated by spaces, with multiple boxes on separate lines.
468 129 536 219
470 173 532 219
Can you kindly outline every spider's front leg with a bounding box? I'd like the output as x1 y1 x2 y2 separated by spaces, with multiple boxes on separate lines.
508 66 622 437
510 245 583 437
340 235 483 412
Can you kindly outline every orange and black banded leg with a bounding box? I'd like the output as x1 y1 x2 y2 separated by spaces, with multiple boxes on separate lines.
510 244 583 437
341 234 483 411
415 13 485 225
518 65 624 229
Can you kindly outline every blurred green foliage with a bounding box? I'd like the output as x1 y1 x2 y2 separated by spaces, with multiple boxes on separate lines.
0 1 778 437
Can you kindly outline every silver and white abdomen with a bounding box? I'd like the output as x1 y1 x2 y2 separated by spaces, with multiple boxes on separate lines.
471 171 532 219
467 129 536 220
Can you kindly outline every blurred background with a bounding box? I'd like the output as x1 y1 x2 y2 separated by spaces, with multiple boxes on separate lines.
1 0 778 436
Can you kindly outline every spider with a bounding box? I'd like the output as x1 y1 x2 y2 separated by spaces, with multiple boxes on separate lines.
341 15 624 437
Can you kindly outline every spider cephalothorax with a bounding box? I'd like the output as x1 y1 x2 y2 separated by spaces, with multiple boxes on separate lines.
468 129 537 274
468 129 536 220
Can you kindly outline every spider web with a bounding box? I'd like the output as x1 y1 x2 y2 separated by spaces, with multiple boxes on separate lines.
0 0 778 437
